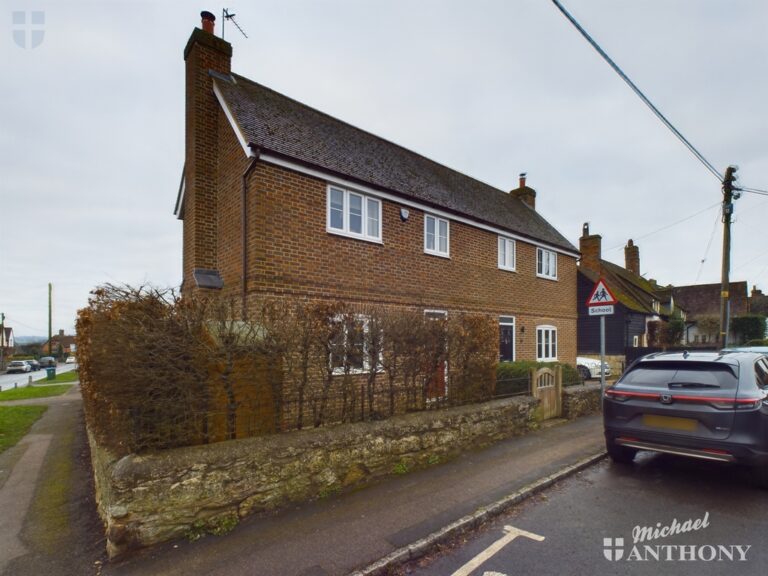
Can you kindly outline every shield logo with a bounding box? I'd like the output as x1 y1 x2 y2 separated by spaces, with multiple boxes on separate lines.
603 537 624 561
660 393 673 404
12 11 45 49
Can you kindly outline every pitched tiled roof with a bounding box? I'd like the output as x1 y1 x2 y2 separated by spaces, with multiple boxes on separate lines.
215 74 577 253
672 282 750 319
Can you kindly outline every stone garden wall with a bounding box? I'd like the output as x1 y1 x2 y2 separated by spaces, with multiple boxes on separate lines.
562 383 602 420
90 396 539 557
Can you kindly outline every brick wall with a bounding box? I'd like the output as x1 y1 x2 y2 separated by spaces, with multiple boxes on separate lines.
183 28 232 289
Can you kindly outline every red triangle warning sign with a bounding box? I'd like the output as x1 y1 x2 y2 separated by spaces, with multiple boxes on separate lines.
586 279 618 306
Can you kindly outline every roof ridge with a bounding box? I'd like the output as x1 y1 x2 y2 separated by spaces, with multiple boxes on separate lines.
231 72 515 198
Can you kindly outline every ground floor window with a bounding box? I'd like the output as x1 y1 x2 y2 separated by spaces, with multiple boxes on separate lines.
536 325 557 361
499 316 515 362
330 315 370 374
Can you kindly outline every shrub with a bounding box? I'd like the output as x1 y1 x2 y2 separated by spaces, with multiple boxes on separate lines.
731 315 767 344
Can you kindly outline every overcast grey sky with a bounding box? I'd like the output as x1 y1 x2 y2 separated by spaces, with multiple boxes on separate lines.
2 0 767 336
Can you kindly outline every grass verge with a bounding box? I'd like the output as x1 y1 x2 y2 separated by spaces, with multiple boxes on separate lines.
41 370 79 384
0 405 48 453
0 385 73 402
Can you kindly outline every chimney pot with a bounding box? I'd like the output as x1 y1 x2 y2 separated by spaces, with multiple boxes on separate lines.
201 10 216 34
519 172 527 188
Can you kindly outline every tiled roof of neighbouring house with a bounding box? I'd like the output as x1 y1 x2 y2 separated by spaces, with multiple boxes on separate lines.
672 282 750 318
215 74 577 253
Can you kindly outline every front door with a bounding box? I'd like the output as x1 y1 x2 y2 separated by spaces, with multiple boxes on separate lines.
499 317 515 362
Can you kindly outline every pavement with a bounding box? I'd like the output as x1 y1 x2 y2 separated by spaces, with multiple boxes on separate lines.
0 381 607 576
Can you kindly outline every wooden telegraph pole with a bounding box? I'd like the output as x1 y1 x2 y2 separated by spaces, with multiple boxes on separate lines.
720 166 739 348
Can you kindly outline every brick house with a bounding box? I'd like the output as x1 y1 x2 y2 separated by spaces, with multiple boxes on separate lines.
577 224 686 372
673 281 750 346
175 12 578 369
43 329 76 358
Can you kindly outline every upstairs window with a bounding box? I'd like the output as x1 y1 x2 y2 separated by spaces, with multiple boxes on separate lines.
498 237 516 271
327 186 381 242
536 248 557 280
424 214 450 257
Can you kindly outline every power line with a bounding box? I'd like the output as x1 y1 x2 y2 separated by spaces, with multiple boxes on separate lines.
695 207 722 282
551 0 723 182
740 186 768 197
606 201 721 252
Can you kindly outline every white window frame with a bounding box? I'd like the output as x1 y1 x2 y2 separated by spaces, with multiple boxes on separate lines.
536 325 558 361
499 316 516 362
424 214 450 258
536 247 558 280
330 314 376 375
498 236 516 272
326 185 382 243
633 335 640 347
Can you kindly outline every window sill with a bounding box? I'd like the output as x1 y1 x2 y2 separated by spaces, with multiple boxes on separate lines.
536 358 558 363
327 227 382 245
499 266 517 273
424 249 450 259
536 274 558 281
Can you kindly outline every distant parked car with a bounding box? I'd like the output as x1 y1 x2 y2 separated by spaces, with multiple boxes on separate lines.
65 356 76 364
38 356 56 368
577 357 611 380
25 359 41 371
6 360 31 374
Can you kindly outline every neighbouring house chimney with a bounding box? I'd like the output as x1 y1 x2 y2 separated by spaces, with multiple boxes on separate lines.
579 222 602 273
510 172 536 210
625 239 640 276
181 12 233 293
59 329 64 337
201 10 216 34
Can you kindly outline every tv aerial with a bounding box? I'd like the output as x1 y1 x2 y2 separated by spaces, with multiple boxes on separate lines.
222 8 248 39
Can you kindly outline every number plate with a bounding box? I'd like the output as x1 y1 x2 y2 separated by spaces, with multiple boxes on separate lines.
642 414 698 431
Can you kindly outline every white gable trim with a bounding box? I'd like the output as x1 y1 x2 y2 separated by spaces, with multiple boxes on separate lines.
212 79 255 158
260 152 580 258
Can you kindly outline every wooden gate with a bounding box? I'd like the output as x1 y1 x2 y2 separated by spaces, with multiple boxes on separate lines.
531 365 562 420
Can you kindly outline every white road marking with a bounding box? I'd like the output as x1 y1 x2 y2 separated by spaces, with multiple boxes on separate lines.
451 525 545 576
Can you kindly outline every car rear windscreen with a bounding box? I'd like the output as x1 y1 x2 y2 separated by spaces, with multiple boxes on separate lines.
620 361 738 389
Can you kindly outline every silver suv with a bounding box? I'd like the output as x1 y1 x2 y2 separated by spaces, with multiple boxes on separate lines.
603 351 768 488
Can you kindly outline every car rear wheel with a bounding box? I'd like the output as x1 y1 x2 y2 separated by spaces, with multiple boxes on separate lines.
606 440 637 464
578 365 591 381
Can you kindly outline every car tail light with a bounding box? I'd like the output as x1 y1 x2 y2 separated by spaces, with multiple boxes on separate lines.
672 395 763 410
605 389 658 402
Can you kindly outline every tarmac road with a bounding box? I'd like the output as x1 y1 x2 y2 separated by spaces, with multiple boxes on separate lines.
0 364 77 391
400 453 768 576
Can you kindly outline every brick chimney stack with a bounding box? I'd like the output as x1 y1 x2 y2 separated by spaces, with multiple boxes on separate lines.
510 172 536 210
579 222 602 273
625 239 640 276
181 11 233 293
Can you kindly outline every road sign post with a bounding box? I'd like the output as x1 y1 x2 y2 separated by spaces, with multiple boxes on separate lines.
586 279 618 395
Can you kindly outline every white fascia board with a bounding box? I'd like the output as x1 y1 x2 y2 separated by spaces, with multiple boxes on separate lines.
212 79 256 158
260 152 580 259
